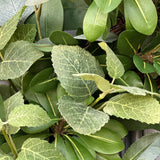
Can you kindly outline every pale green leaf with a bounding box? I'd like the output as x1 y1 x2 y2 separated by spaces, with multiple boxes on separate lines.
83 1 108 42
0 150 13 160
99 42 125 79
51 45 104 102
94 0 122 13
0 7 25 50
0 119 2 131
74 73 110 92
8 104 51 128
25 0 49 6
58 96 109 135
124 0 157 35
0 41 43 80
17 138 65 160
104 93 160 124
97 153 122 160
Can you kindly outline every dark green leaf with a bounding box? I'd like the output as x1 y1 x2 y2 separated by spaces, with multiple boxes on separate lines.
97 153 122 160
154 61 160 75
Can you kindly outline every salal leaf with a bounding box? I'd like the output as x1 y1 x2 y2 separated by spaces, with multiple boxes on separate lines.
94 0 122 13
0 119 2 131
83 1 108 42
74 73 110 92
99 42 125 79
8 104 52 128
58 96 109 135
51 45 104 102
124 0 157 35
40 0 63 37
49 31 78 45
17 138 65 160
25 0 49 6
104 93 160 124
123 133 160 160
0 150 13 160
0 0 34 26
0 7 26 50
0 41 43 80
78 127 124 154
133 55 155 73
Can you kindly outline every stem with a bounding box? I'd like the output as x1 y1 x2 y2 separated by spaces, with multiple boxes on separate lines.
97 101 108 111
34 4 42 40
0 52 4 61
8 79 18 92
8 134 18 156
2 125 18 159
111 78 115 85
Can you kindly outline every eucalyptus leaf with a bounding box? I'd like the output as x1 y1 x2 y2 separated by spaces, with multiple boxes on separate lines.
94 0 122 13
99 42 125 79
58 96 109 135
17 138 65 160
0 7 26 50
52 45 104 102
104 93 160 124
124 0 157 35
83 1 108 42
0 150 13 160
25 0 49 6
0 41 43 80
8 104 52 128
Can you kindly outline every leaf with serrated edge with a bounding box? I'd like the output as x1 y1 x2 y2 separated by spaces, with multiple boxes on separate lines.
52 45 104 102
58 96 109 135
0 150 13 160
17 138 65 160
0 7 26 50
25 0 49 6
74 73 110 92
104 93 160 124
8 104 51 128
99 42 125 79
0 41 43 80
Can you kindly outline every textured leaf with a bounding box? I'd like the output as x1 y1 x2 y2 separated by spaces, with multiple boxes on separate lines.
49 31 78 45
74 73 110 92
0 0 34 26
0 41 43 80
58 96 109 135
124 0 157 35
25 0 49 6
104 93 160 124
51 45 104 102
0 7 25 50
99 42 125 79
123 133 160 160
17 138 65 160
78 127 124 154
40 0 63 37
33 43 53 52
0 150 13 160
8 104 51 128
83 1 108 42
94 0 122 13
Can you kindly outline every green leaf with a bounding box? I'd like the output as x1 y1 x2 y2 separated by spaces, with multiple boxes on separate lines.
124 0 157 35
0 95 5 121
29 68 58 93
97 153 122 160
133 55 155 73
74 73 110 92
25 0 49 6
83 1 108 42
154 60 160 75
0 150 13 160
0 119 2 131
94 0 122 13
99 42 125 79
8 104 52 128
104 93 160 124
117 30 145 57
33 43 53 52
40 0 63 37
0 41 43 80
49 31 78 45
78 127 124 154
17 138 65 160
0 7 26 50
51 45 104 102
58 96 109 135
123 133 160 160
